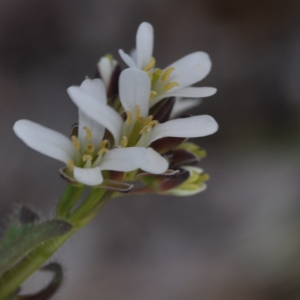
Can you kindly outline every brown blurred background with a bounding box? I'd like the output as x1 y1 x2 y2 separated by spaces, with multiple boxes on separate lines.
1 0 300 299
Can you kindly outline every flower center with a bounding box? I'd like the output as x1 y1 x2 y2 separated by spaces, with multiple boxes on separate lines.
67 126 110 172
142 58 179 100
121 105 158 148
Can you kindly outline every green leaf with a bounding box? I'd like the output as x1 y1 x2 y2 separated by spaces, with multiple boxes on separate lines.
0 220 72 277
0 207 39 250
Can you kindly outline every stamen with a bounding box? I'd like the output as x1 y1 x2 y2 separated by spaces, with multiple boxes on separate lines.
97 148 109 156
147 71 153 81
83 126 92 140
125 110 133 124
163 82 179 92
135 105 141 119
67 160 75 172
120 136 128 148
148 120 159 127
139 120 157 134
144 115 153 126
71 136 80 150
82 154 93 162
161 67 175 82
149 91 157 101
152 68 163 85
99 140 109 149
143 57 156 72
139 126 150 135
86 143 95 153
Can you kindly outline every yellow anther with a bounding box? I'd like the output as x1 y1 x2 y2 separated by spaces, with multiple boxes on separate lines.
120 136 128 148
67 160 75 172
149 90 157 101
144 115 153 126
125 110 133 124
71 136 80 150
99 140 109 150
82 154 93 162
86 143 95 153
139 126 150 135
97 148 109 156
148 120 159 127
161 67 175 82
163 82 180 92
135 105 141 119
143 57 156 72
83 126 92 140
147 71 153 81
139 120 158 135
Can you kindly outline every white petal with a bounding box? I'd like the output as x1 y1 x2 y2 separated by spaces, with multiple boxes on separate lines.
171 98 202 118
79 78 107 104
146 115 219 145
100 147 168 174
73 166 103 186
97 57 112 88
166 52 212 88
136 22 154 69
141 148 168 174
100 147 147 171
119 68 150 118
78 110 105 147
13 120 73 163
153 87 217 104
118 49 137 68
130 49 137 63
68 86 123 144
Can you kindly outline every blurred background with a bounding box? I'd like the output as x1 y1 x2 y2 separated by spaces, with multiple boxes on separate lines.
1 0 300 299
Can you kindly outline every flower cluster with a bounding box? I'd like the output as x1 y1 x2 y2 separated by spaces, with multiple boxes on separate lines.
13 22 218 196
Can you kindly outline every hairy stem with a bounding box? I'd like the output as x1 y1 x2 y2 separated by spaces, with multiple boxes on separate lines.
0 186 110 300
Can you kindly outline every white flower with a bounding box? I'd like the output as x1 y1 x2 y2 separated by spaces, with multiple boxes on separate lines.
13 79 168 186
118 22 217 107
68 69 218 155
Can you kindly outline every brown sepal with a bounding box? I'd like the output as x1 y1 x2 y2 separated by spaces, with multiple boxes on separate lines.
107 64 121 99
169 149 200 169
150 137 186 154
151 97 175 123
97 180 133 193
108 171 125 182
135 169 179 179
158 168 190 191
59 168 82 187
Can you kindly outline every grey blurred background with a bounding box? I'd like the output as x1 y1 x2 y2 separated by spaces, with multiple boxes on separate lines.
1 0 300 299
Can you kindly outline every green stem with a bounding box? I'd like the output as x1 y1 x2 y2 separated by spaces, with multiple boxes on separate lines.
0 230 75 300
56 184 85 218
0 187 110 300
68 188 106 223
